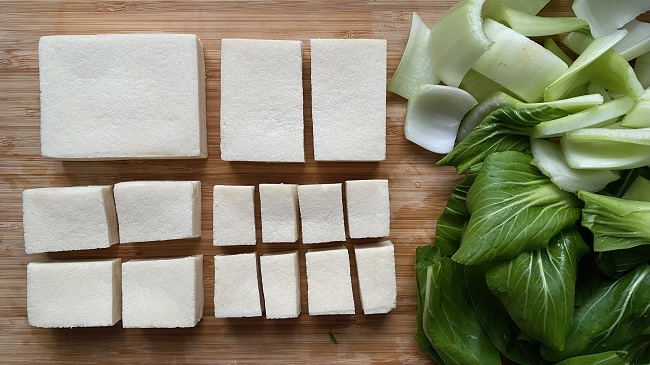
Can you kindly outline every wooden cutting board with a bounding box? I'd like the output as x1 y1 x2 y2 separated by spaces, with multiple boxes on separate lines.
0 1 596 364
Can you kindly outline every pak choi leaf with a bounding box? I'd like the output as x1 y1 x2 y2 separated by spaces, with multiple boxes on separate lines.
623 336 650 364
596 247 650 279
541 265 650 362
452 151 582 265
491 6 590 37
414 245 446 363
572 0 650 38
622 176 650 201
485 227 589 351
554 351 629 365
458 91 520 141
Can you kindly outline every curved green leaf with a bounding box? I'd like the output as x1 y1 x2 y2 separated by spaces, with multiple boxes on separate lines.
541 265 650 362
452 151 582 265
623 335 650 364
414 245 445 363
485 227 589 351
554 351 629 365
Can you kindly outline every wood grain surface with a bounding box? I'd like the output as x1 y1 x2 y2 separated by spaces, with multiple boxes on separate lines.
0 1 595 364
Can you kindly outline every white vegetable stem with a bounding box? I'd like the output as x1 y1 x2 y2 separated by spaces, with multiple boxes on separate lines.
613 20 650 61
458 91 519 141
561 137 650 170
572 0 650 38
636 52 650 89
566 127 650 145
404 85 477 154
621 89 650 128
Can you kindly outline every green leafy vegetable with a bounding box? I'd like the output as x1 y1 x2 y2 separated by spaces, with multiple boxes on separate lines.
622 176 650 201
491 6 590 37
414 245 445 363
388 12 439 99
623 336 650 364
579 191 650 252
554 351 629 365
439 106 569 173
572 0 650 38
458 92 520 141
485 227 588 351
541 265 650 362
452 151 582 265
596 247 650 279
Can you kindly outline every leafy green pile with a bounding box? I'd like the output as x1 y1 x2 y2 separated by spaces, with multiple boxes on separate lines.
389 1 650 364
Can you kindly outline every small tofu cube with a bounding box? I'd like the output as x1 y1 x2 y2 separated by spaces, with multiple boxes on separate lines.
220 39 304 162
213 185 256 246
297 184 345 244
22 186 118 254
39 34 206 160
345 179 390 238
306 246 355 315
214 253 262 318
122 255 204 328
310 39 387 161
260 251 301 319
27 259 121 328
354 241 397 314
114 181 201 244
259 184 299 243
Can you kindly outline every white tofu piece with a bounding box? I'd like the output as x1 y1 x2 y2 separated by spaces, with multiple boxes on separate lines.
305 246 355 315
122 255 204 328
213 185 256 246
214 253 262 318
354 241 397 314
260 251 301 319
27 259 121 328
310 39 387 161
22 186 118 254
114 181 201 244
297 183 345 244
345 179 390 239
259 184 299 243
220 39 304 162
39 34 207 160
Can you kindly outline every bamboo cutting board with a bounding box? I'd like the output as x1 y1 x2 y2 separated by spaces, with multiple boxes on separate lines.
0 1 583 364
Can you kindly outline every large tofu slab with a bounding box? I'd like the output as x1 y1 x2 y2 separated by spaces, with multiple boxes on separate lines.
345 179 390 238
297 183 345 244
27 259 121 328
220 39 304 162
114 181 201 244
310 39 387 161
22 186 118 254
213 185 256 246
354 241 396 314
122 255 204 328
214 253 263 318
306 246 355 315
39 34 206 160
260 251 301 319
259 184 299 243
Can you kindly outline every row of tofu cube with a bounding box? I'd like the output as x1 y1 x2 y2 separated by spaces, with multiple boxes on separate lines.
28 243 396 328
23 180 389 254
40 35 386 162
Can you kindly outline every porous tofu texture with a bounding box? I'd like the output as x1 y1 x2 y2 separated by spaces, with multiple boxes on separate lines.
306 246 355 315
22 186 118 254
27 259 121 328
310 39 387 161
214 253 263 318
259 184 300 243
260 251 301 319
345 179 390 239
220 39 304 162
213 185 256 246
354 241 397 314
297 183 346 244
122 255 204 328
39 34 207 160
114 181 201 244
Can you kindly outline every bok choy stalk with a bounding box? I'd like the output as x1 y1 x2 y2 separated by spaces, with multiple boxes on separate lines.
621 89 650 128
622 176 650 201
554 351 629 365
572 0 650 38
387 13 438 100
459 69 513 102
613 20 650 61
483 0 550 16
485 227 589 352
457 92 520 141
579 191 650 252
560 137 650 170
429 0 493 87
545 38 574 65
635 51 650 88
541 264 650 362
452 151 582 265
566 127 650 145
490 6 590 37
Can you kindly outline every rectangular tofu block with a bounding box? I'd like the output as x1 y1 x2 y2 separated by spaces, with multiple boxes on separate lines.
122 255 204 328
354 241 396 314
306 246 355 315
259 184 299 243
310 39 387 161
39 34 207 160
297 183 346 244
214 253 262 318
260 251 301 319
114 181 201 244
345 179 390 238
27 259 121 328
213 185 256 246
22 186 118 254
220 39 304 162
